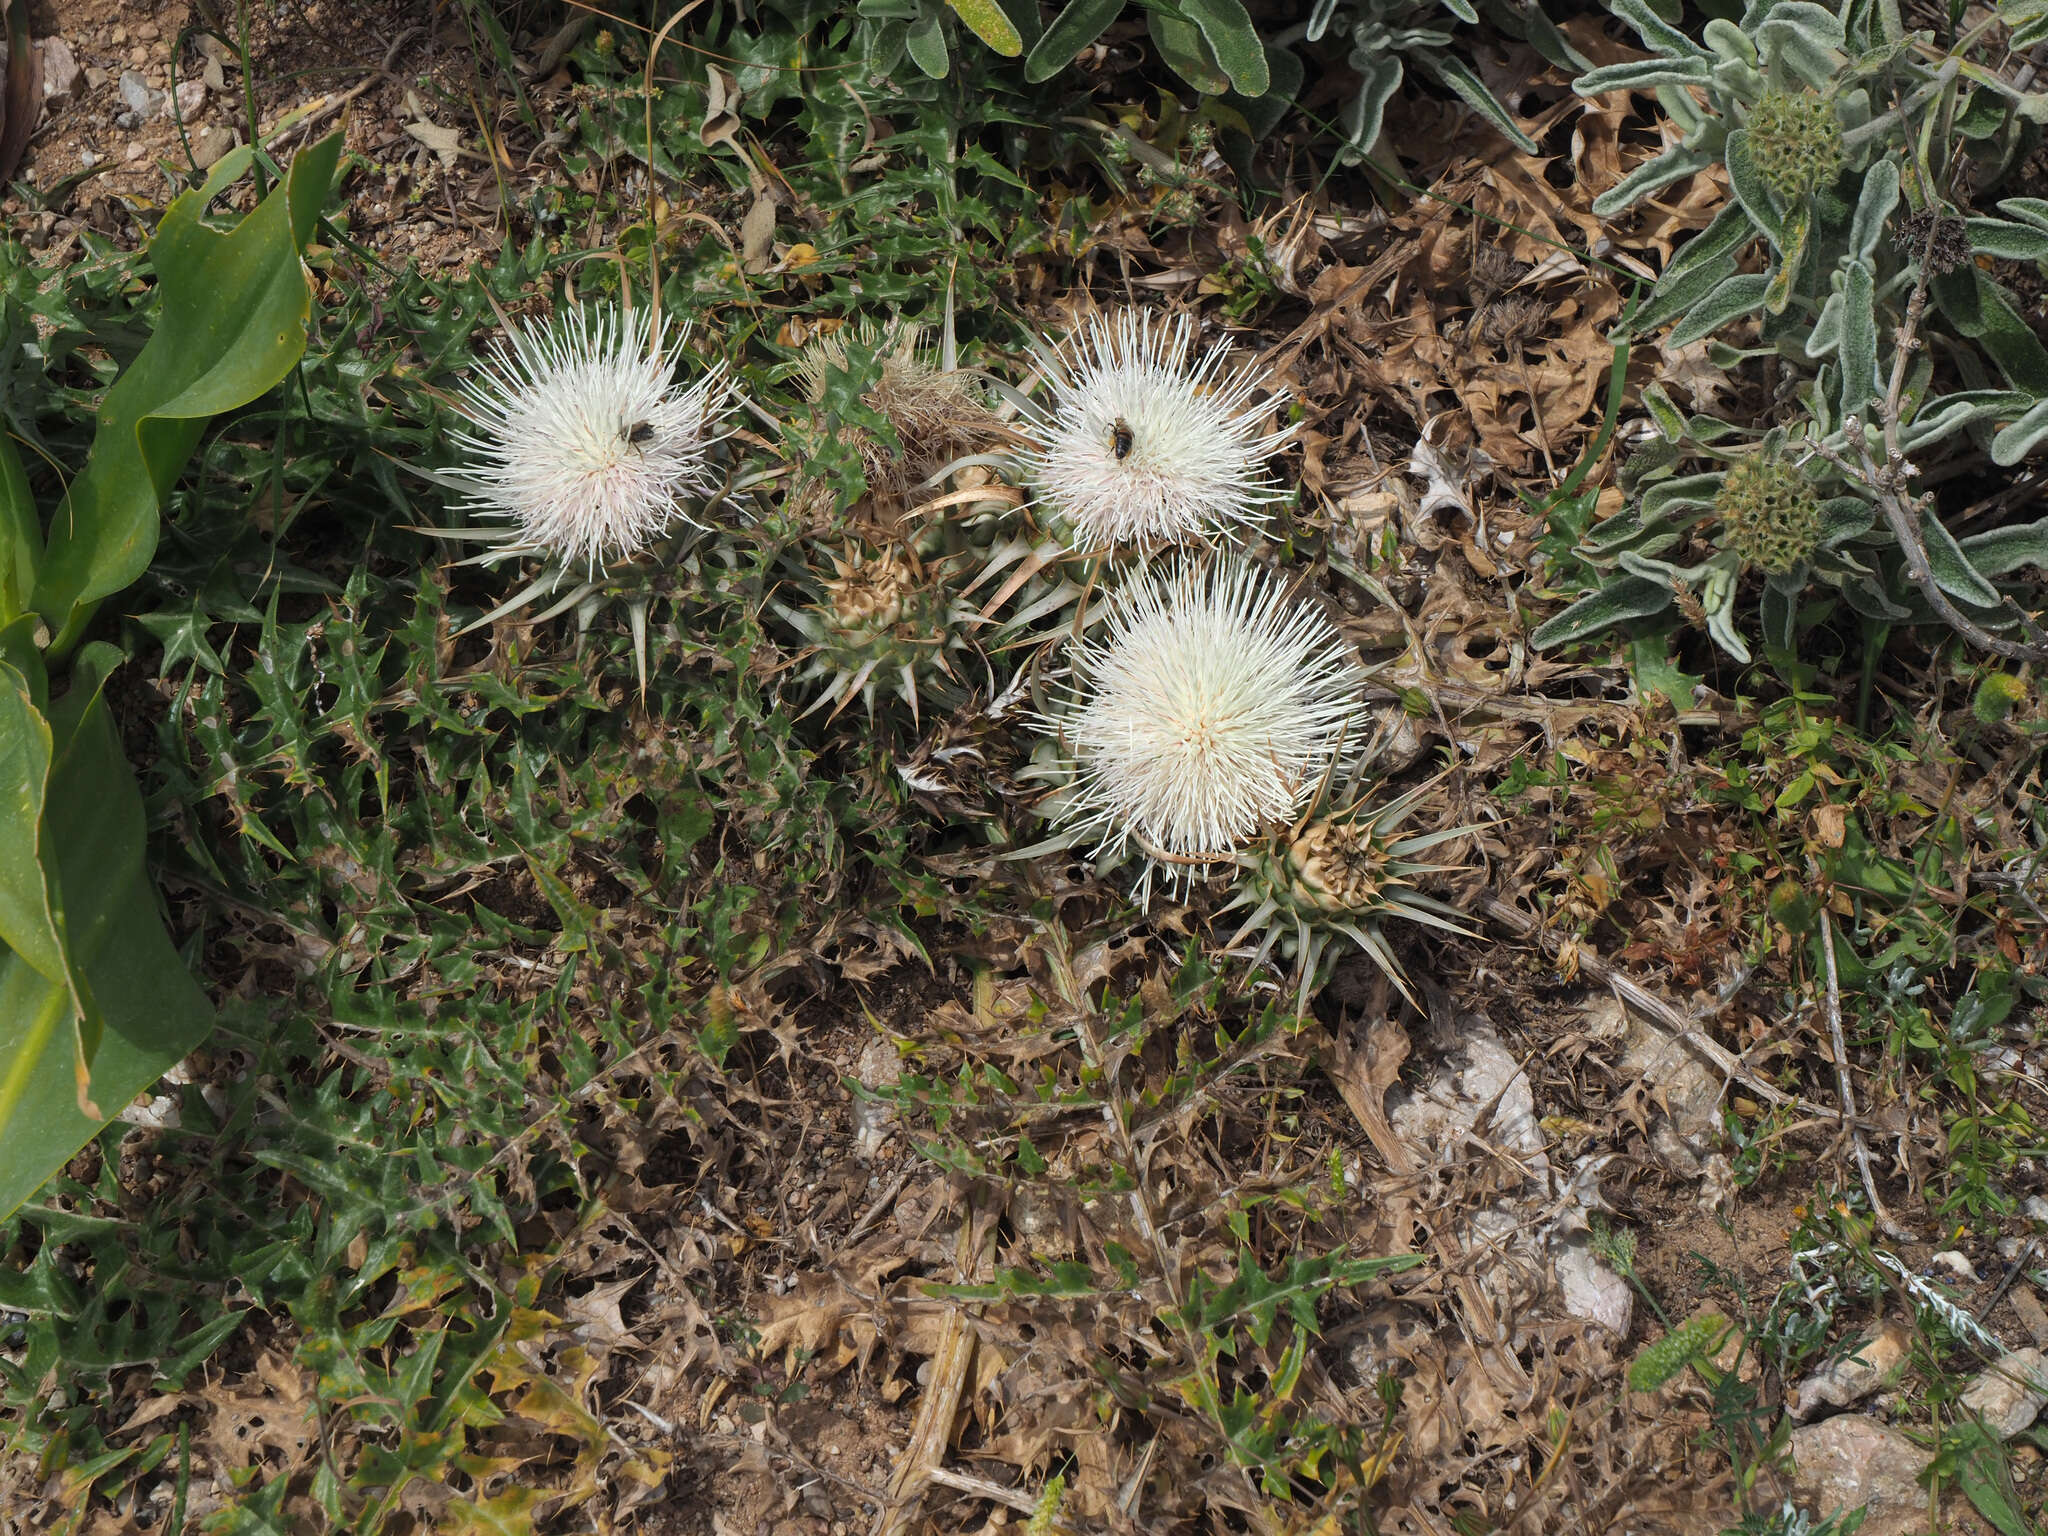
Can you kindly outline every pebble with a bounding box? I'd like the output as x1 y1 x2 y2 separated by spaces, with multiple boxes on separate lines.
78 148 97 168
118 70 154 117
85 66 110 91
1791 1320 1911 1419
39 38 83 105
124 142 146 163
192 126 237 170
1959 1348 2048 1439
1790 1417 1930 1536
110 23 128 45
175 79 207 119
2025 1195 2048 1227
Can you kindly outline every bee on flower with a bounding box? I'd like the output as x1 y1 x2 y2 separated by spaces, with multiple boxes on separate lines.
445 303 734 575
1021 310 1293 551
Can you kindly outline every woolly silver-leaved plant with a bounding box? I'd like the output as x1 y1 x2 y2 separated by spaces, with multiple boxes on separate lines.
447 305 732 574
1033 556 1365 896
1021 310 1291 550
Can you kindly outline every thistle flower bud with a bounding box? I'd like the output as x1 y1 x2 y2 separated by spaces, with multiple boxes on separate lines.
1714 453 1823 574
1022 310 1292 550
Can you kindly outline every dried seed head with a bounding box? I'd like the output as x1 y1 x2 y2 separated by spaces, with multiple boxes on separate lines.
1745 90 1844 201
1715 453 1823 574
823 545 917 641
1274 816 1397 914
1023 310 1292 549
449 305 731 573
1892 207 1973 275
1037 557 1365 877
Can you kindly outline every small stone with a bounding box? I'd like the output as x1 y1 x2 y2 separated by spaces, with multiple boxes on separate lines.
84 66 109 91
77 148 97 168
191 125 237 170
118 70 153 117
110 23 128 45
113 111 138 131
135 21 161 41
124 141 146 162
174 79 206 119
39 38 84 107
2024 1195 2048 1227
129 46 150 68
1959 1348 2048 1439
1790 1417 1931 1536
1930 1250 1980 1282
1792 1320 1912 1419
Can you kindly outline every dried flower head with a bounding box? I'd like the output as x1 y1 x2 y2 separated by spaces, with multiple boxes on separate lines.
1715 452 1823 573
1037 557 1365 884
1221 779 1474 1014
1022 310 1292 549
1892 207 1973 275
449 305 731 573
1745 89 1844 201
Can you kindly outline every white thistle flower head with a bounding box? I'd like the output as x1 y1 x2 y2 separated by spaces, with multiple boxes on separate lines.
449 304 732 575
1038 557 1366 889
1023 309 1293 550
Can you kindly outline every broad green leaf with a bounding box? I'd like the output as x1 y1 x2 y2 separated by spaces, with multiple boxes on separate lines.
906 10 950 76
1932 267 2048 395
1604 0 1707 57
0 666 68 990
1639 471 1727 521
0 644 215 1220
1991 397 2048 466
1922 513 2002 606
1723 130 1785 249
1341 52 1404 154
1151 11 1230 94
1755 2 1846 86
1591 142 1716 216
0 429 35 623
1901 389 2037 453
1530 576 1677 649
1181 0 1267 95
1670 272 1771 346
1024 0 1124 82
1849 157 1900 262
1997 196 2048 233
1960 513 2048 575
1838 259 1878 425
1573 57 1713 94
1234 43 1303 138
1763 204 1809 314
943 0 1023 56
1422 52 1538 152
31 132 343 655
1966 216 2048 262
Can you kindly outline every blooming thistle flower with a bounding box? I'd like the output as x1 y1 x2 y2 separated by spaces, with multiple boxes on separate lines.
447 305 732 575
1022 310 1292 550
1035 556 1366 895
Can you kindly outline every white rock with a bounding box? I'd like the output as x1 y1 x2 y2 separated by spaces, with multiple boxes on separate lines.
118 69 159 120
40 37 83 106
1790 1416 1931 1536
174 78 206 119
1930 1250 1980 1282
1791 1320 1910 1420
1554 1243 1631 1338
849 1036 900 1162
1959 1347 2048 1439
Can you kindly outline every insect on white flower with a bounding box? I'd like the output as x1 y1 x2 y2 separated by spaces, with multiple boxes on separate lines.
1022 309 1293 550
448 305 732 574
1038 557 1366 892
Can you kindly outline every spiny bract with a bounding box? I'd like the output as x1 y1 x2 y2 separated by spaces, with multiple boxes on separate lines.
1021 310 1292 550
1715 452 1823 574
1034 556 1366 891
447 304 732 574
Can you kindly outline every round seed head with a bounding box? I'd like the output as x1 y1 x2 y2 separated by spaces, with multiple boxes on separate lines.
1022 310 1292 549
448 305 731 574
1715 452 1823 573
1745 90 1844 201
1038 557 1365 874
1274 816 1396 914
